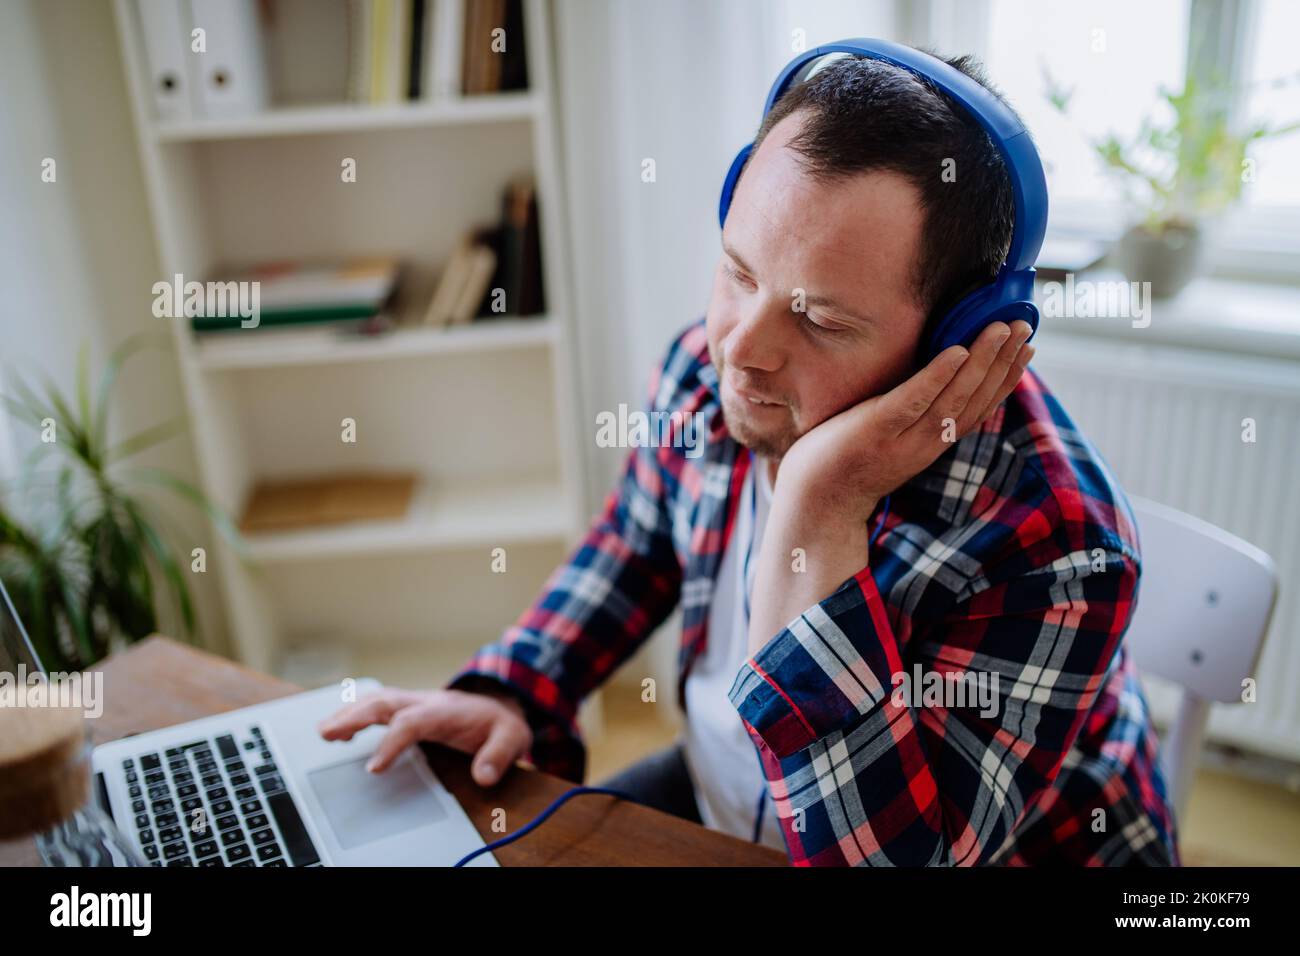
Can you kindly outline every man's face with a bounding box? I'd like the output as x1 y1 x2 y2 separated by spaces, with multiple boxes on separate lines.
706 113 929 460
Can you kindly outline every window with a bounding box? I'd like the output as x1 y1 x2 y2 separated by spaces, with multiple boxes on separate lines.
973 0 1300 278
1239 0 1300 210
982 0 1191 234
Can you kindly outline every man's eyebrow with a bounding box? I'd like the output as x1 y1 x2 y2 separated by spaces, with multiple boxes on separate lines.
722 241 877 328
721 241 756 275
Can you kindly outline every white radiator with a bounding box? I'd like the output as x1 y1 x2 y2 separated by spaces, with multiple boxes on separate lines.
1032 332 1300 762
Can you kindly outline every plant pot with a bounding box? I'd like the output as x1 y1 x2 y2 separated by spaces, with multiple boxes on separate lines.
1113 222 1205 299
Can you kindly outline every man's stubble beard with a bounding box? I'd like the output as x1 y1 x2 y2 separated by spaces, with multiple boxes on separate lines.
709 337 802 460
719 388 800 460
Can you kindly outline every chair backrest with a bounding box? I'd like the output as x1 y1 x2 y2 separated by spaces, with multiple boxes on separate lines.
1124 496 1276 703
1122 495 1278 829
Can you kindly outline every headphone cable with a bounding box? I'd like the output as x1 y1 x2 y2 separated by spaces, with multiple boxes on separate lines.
451 785 636 867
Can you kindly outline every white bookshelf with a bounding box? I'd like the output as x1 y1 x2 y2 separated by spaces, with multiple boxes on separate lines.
112 0 588 695
244 472 568 564
193 314 558 370
152 90 541 142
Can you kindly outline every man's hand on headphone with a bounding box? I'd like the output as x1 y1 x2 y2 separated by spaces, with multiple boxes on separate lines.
746 319 1034 658
775 319 1035 523
317 686 533 787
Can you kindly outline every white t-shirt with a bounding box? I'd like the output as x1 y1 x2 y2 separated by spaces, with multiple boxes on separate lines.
681 454 786 850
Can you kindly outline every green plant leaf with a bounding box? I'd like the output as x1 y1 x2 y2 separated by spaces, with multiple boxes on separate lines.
93 332 169 454
1 373 55 429
124 499 195 635
87 506 156 644
1040 62 1073 113
16 568 67 672
41 377 93 466
56 564 95 667
123 467 246 556
105 417 187 464
75 343 92 442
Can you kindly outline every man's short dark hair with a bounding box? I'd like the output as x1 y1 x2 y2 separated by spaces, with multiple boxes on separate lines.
745 51 1020 351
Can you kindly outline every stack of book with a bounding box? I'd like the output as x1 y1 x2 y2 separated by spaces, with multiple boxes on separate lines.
423 175 543 327
191 257 401 334
346 0 528 104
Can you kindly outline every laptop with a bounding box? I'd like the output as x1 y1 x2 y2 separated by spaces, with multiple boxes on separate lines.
0 580 496 867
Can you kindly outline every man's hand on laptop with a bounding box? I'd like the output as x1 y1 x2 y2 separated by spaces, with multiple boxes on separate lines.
317 687 532 787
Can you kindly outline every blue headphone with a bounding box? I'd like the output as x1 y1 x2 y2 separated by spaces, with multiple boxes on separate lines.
718 39 1048 360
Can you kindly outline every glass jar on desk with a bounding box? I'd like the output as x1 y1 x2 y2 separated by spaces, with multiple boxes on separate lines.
0 699 143 867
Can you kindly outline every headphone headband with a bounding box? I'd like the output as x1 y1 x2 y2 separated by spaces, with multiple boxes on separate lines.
739 39 1048 274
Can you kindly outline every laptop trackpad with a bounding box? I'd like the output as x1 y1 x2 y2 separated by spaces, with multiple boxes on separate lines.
308 756 447 851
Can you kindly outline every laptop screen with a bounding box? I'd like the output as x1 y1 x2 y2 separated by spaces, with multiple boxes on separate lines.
0 577 44 676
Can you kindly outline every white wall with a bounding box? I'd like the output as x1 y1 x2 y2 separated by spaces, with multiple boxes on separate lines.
0 0 229 654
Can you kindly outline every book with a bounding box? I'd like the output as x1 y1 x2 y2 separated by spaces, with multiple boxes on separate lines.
499 0 528 92
461 0 526 94
481 0 503 93
423 234 497 326
490 175 543 316
192 257 401 333
462 0 492 94
428 0 464 98
450 243 498 324
368 0 389 103
423 240 473 327
407 0 427 99
345 0 373 103
239 472 417 533
389 0 412 103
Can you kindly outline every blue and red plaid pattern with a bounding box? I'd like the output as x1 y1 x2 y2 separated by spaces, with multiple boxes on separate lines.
451 319 1178 866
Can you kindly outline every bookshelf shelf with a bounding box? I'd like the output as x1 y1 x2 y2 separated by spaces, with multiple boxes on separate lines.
242 472 569 564
152 91 539 143
194 315 557 370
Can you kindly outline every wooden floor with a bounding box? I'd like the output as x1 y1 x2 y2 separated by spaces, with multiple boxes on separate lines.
589 681 1300 866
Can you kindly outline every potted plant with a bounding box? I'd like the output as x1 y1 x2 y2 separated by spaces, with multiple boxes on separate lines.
0 335 239 673
1045 68 1298 297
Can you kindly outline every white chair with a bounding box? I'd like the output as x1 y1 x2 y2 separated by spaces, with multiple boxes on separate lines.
1123 496 1278 827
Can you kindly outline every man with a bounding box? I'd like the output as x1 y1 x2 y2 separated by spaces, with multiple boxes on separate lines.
320 52 1178 866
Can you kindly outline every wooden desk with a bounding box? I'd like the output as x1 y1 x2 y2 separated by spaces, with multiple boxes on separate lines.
1 637 786 868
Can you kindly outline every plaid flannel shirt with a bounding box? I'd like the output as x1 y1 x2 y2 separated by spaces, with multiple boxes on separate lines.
451 319 1179 866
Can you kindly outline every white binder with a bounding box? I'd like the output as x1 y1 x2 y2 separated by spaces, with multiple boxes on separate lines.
188 0 269 118
427 0 464 99
135 0 197 121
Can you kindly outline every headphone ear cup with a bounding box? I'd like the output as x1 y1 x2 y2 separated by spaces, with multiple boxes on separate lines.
927 289 1040 361
927 286 999 360
718 144 753 229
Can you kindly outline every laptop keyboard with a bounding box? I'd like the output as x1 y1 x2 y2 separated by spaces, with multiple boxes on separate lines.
120 726 320 867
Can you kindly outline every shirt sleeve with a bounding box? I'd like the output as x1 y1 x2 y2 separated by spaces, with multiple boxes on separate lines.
728 518 1139 866
448 372 686 782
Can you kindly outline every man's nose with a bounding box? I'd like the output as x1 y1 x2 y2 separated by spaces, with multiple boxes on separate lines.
725 298 787 373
